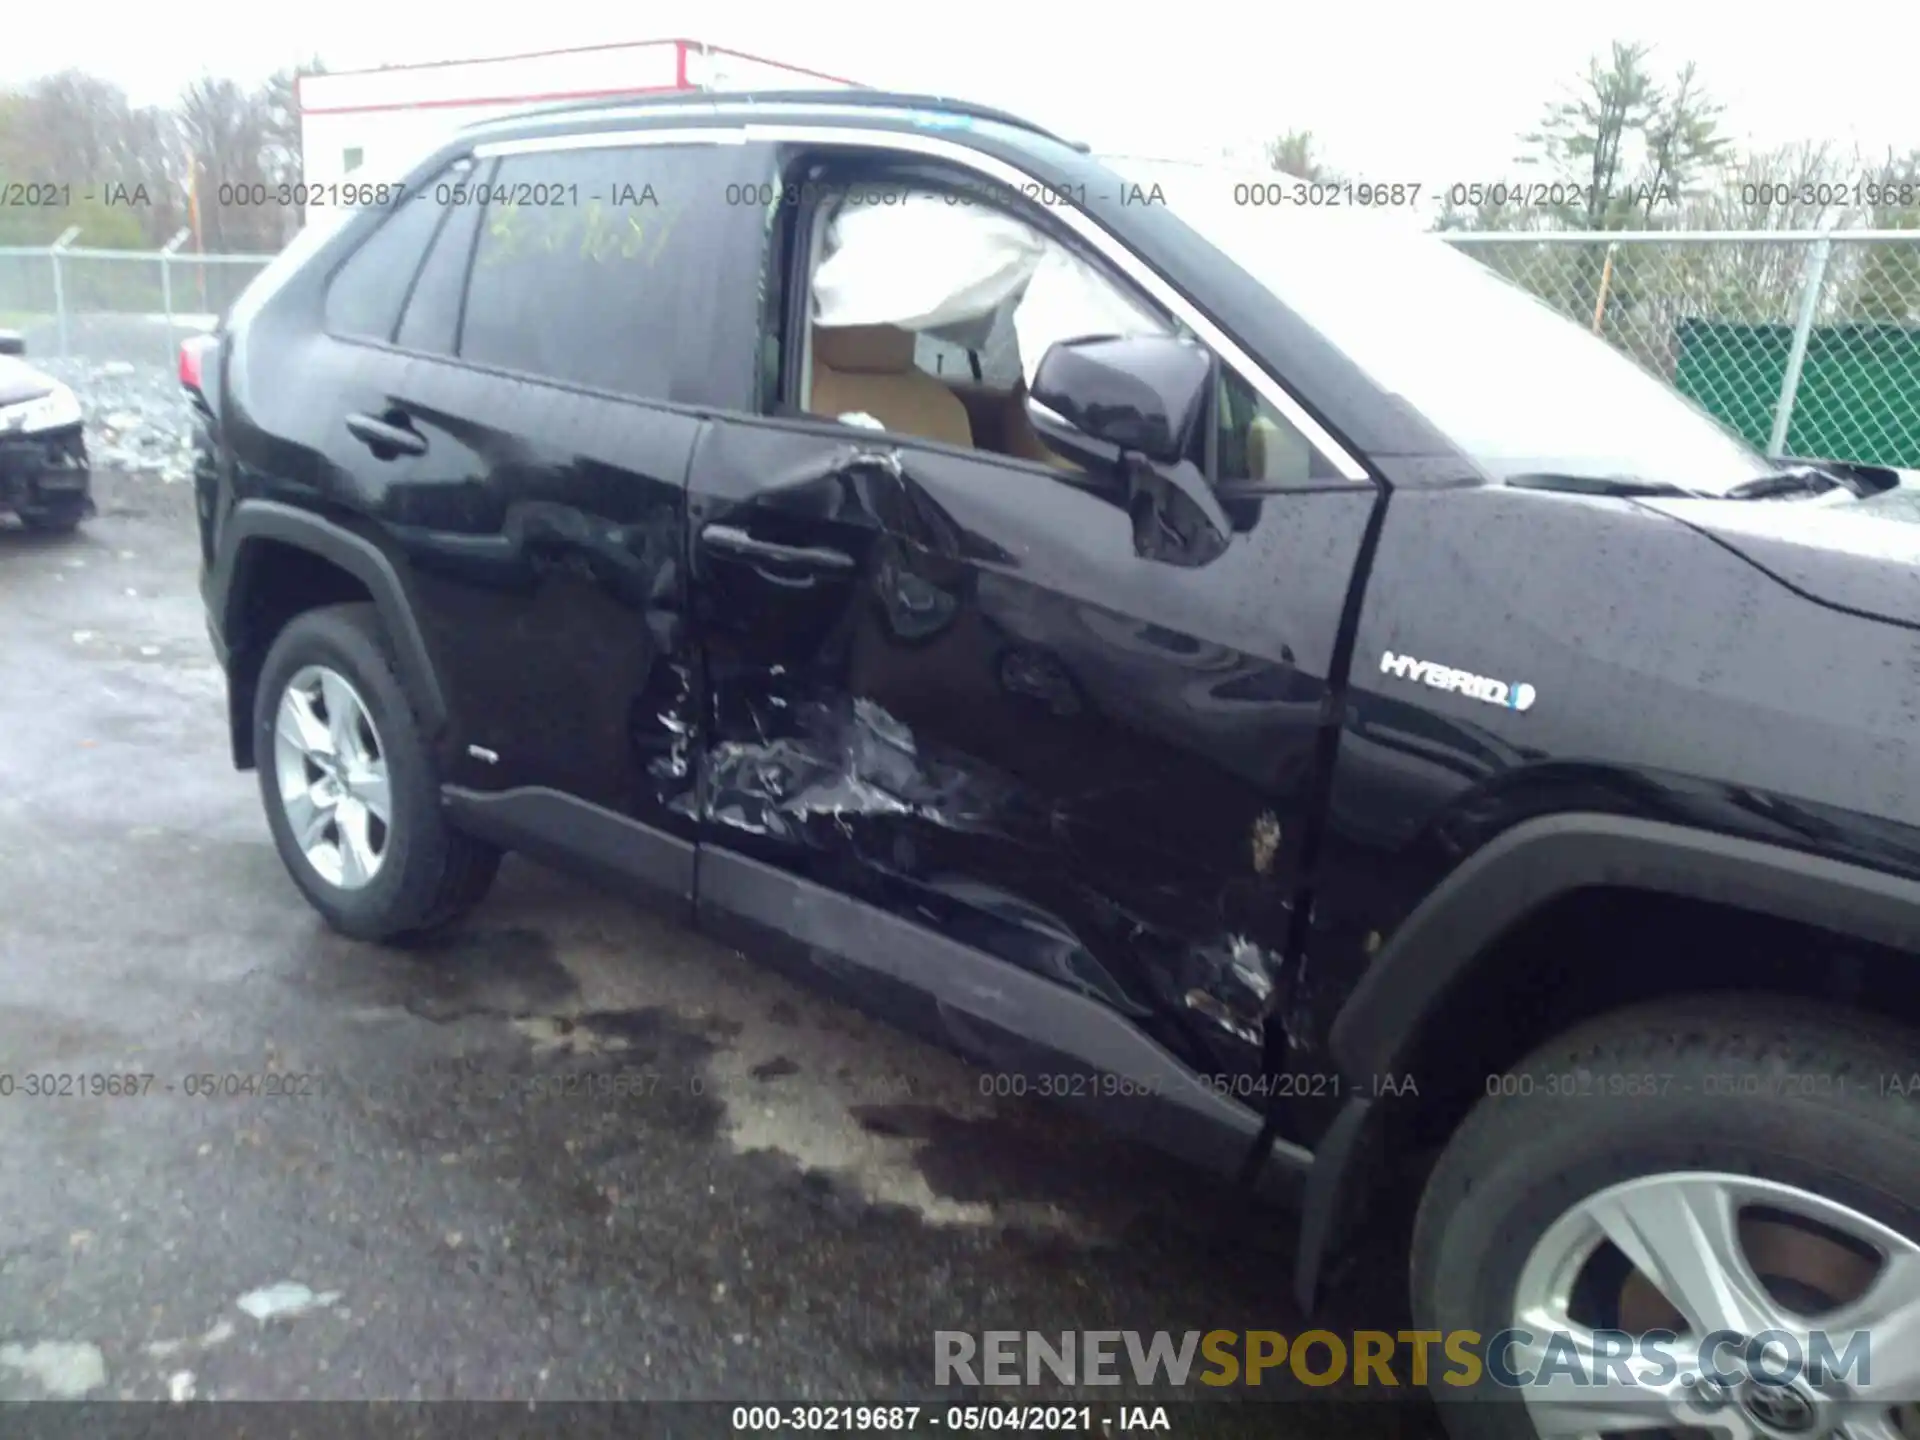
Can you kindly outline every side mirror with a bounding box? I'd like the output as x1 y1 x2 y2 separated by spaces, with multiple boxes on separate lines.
0 331 25 358
1028 334 1232 556
1027 334 1212 466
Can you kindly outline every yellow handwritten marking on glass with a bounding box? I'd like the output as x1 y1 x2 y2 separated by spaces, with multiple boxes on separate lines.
474 191 690 268
646 204 686 265
479 203 525 267
578 203 621 263
622 214 648 260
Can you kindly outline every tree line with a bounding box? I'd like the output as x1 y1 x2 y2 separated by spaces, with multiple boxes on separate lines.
1268 41 1920 338
2 42 1915 284
0 64 321 253
1271 42 1920 236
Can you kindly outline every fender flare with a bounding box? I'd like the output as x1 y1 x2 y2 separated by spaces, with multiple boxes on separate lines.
1290 811 1920 1311
1329 812 1920 1083
220 499 449 739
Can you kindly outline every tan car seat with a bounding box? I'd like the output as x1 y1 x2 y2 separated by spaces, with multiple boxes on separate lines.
1000 378 1081 472
1247 415 1312 483
808 325 973 449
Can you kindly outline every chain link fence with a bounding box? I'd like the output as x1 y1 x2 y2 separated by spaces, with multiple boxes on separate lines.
4 232 1918 471
0 245 273 368
1446 230 1920 470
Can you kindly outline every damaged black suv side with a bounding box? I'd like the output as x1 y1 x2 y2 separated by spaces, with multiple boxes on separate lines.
196 92 1920 1437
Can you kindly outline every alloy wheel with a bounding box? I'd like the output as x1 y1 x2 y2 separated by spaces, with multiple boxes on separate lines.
272 664 392 890
1511 1171 1920 1439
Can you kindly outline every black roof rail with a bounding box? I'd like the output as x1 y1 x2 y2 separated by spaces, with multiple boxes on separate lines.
469 88 1083 149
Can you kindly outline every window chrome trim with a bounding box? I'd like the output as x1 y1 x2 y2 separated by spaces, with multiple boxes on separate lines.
471 119 1371 484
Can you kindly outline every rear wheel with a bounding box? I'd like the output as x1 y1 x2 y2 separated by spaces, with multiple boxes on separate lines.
254 603 498 941
1411 996 1920 1440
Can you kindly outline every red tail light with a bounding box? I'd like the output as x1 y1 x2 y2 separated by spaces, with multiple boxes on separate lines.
179 335 210 393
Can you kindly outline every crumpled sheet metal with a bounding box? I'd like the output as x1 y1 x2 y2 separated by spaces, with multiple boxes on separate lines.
703 695 1009 841
698 688 1287 1059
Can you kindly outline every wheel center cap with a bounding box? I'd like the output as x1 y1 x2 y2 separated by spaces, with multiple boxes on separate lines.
1737 1378 1820 1434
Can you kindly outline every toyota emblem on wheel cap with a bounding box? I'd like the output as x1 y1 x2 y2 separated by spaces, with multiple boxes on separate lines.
1738 1379 1819 1433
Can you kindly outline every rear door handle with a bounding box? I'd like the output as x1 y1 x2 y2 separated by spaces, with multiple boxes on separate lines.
699 523 854 572
345 411 427 458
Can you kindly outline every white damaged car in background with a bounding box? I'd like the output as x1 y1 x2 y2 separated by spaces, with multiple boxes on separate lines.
0 329 91 533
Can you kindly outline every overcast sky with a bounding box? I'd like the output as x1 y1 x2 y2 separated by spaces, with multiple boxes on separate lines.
6 0 1919 183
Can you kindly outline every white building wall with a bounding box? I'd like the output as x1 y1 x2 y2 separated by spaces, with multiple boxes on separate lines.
681 45 854 93
298 40 855 198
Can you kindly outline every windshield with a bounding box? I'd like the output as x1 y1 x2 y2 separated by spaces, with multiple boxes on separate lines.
1105 157 1777 496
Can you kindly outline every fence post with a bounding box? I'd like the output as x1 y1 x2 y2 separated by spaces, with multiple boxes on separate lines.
1591 242 1619 334
160 228 191 368
48 225 81 359
1769 219 1840 456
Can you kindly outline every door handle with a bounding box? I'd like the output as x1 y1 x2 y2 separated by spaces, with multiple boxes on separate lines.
699 523 854 572
345 411 427 458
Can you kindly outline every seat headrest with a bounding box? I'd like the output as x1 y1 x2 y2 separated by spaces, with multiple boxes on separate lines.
813 324 917 374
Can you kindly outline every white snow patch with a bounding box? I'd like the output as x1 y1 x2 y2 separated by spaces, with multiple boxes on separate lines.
236 1281 341 1320
0 1340 108 1397
144 1317 235 1359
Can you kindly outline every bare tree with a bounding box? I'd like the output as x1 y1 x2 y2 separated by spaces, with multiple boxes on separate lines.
120 104 189 245
0 72 179 246
261 61 324 186
9 71 129 185
1841 148 1920 323
176 75 280 251
1634 142 1861 343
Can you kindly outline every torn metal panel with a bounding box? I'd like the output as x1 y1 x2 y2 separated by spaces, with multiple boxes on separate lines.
703 695 1011 842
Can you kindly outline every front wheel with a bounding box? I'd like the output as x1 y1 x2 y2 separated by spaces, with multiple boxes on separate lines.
254 603 499 941
1412 996 1920 1440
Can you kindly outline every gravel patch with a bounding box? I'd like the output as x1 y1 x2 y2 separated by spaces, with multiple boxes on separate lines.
37 355 198 487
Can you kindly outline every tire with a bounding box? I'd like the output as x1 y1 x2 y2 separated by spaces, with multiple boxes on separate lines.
1411 995 1920 1440
253 602 499 942
19 495 87 532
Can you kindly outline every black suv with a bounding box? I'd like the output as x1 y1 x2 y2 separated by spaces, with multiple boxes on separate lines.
194 92 1920 1434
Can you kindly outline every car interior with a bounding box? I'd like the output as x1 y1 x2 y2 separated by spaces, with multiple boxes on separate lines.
791 181 1333 487
806 321 1080 469
794 183 1158 470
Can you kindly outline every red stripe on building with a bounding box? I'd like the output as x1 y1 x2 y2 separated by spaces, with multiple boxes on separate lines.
296 38 859 112
299 83 685 117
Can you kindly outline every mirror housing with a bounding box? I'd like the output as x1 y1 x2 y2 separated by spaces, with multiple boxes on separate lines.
0 330 25 358
1028 334 1212 466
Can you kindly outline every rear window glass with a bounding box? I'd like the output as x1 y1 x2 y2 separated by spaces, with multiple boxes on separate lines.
396 161 487 355
458 146 719 399
324 183 450 342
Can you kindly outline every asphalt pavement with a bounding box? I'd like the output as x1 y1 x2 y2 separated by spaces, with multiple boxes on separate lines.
0 469 1432 1435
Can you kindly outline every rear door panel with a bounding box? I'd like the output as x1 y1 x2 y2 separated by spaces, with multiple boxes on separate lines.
371 359 704 835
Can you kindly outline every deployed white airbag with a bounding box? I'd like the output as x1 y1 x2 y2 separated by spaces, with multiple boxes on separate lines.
812 193 1044 350
1010 247 1165 386
810 190 1167 375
